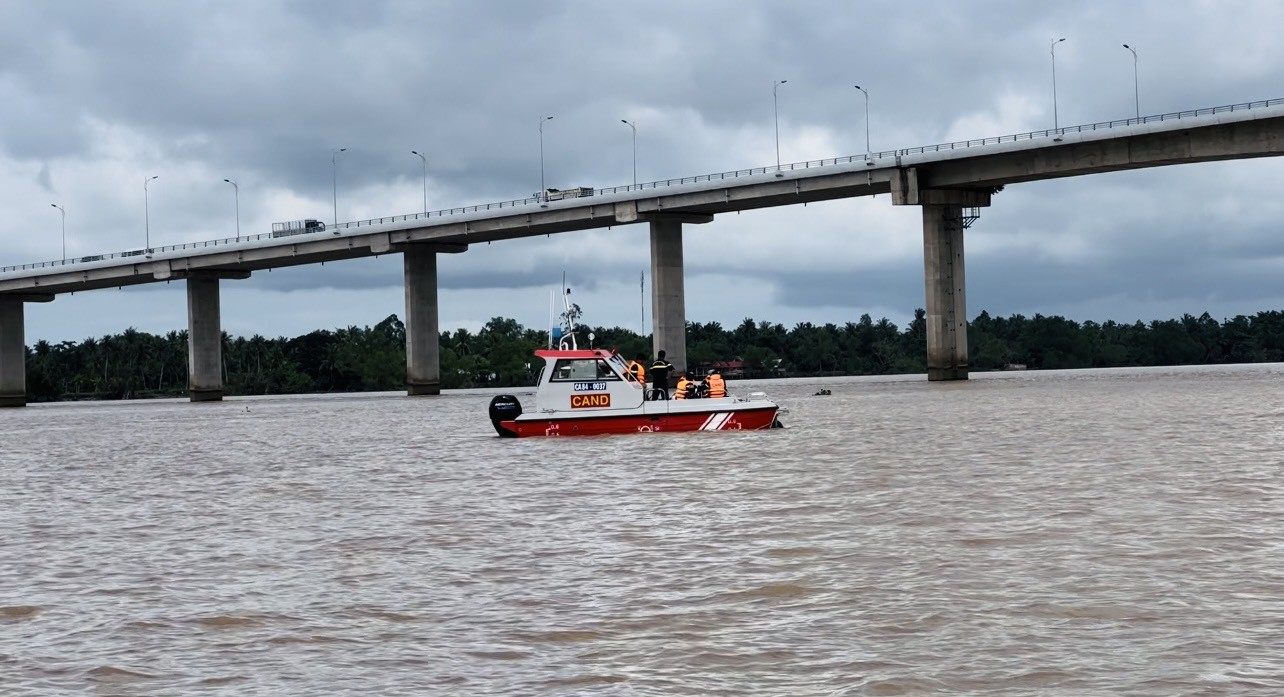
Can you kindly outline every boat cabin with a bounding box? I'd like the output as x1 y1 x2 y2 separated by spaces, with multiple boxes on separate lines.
533 348 645 413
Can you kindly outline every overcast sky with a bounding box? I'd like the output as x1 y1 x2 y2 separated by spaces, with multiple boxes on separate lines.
3 0 1283 343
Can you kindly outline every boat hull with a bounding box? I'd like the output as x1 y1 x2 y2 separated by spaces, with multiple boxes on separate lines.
498 404 779 438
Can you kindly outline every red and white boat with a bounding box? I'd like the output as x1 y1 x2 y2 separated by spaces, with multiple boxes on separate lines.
487 347 784 437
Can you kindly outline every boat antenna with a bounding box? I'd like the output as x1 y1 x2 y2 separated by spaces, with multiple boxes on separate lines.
559 283 578 350
547 289 555 349
640 270 645 336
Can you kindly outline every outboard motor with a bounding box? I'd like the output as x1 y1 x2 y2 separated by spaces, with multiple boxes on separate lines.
488 394 522 437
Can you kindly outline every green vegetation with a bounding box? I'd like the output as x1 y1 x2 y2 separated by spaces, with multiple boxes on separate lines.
23 309 1284 402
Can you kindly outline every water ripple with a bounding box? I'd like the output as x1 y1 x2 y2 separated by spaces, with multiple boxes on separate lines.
2 366 1282 694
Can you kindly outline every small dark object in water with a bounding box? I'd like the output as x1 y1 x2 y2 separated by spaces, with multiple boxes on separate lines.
814 388 832 396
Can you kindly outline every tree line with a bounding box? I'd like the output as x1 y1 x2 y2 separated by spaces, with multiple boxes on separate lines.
22 309 1284 402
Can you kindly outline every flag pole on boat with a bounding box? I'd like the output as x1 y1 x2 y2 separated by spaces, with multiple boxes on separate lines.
547 288 555 349
640 270 645 336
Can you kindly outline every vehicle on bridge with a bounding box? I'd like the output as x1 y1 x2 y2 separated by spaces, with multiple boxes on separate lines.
271 219 327 237
540 186 594 202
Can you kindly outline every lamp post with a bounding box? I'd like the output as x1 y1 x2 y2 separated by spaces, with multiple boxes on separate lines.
773 79 788 171
50 203 65 260
144 175 158 252
1051 37 1066 130
853 85 871 158
538 115 554 202
621 119 637 186
410 150 427 214
1122 43 1139 120
331 147 346 228
222 179 240 241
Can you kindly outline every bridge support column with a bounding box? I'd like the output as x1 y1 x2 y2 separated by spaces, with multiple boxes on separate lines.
0 300 26 407
187 275 225 401
922 205 968 381
650 219 687 373
404 244 440 395
891 168 992 382
0 294 55 407
644 213 714 375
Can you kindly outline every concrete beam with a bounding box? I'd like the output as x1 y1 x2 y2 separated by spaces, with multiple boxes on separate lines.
0 299 25 407
399 242 467 254
404 244 440 396
186 276 224 401
639 212 714 225
0 293 54 303
892 168 992 207
922 205 968 381
162 268 251 282
650 219 688 374
368 231 470 255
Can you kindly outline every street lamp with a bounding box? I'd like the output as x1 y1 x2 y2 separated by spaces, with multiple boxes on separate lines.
223 178 240 241
50 203 65 260
1051 37 1066 130
853 85 871 159
410 150 427 214
1122 44 1139 120
144 175 158 253
331 147 346 228
621 119 637 186
538 115 554 203
773 79 788 172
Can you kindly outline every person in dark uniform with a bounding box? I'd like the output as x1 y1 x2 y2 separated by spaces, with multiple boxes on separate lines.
649 350 674 400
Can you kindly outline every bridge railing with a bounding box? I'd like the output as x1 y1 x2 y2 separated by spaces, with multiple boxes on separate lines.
4 97 1282 275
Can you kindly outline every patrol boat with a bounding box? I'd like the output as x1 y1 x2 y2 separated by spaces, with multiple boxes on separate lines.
486 347 783 437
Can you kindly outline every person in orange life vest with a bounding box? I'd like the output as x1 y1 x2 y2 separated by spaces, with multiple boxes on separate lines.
705 368 726 398
627 354 647 394
674 372 692 400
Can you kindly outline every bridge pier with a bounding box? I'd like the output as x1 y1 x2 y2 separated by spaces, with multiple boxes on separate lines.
404 244 441 395
892 168 991 381
645 214 714 375
0 299 26 407
0 294 54 407
922 205 969 380
649 219 687 374
187 275 225 401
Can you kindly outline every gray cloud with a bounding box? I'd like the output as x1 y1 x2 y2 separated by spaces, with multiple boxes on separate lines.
3 0 1284 342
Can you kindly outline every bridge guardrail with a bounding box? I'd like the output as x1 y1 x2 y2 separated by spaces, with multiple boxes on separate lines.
4 97 1282 275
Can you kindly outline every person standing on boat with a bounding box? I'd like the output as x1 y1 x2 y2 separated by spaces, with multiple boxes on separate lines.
705 368 727 398
674 372 692 400
649 350 674 400
628 354 647 396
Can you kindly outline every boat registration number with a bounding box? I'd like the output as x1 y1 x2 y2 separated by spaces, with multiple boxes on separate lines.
571 394 611 408
573 382 608 391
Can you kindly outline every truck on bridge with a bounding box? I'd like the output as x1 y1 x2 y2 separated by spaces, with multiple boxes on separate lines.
271 219 327 237
540 187 594 202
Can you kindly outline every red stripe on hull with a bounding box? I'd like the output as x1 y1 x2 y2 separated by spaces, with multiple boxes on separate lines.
501 407 778 437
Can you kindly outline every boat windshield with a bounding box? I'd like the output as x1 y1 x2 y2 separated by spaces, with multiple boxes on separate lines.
549 358 621 382
606 353 637 383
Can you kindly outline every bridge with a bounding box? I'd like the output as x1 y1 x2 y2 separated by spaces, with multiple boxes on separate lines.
3 98 1283 406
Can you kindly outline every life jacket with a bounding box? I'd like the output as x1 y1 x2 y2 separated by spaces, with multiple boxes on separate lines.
674 377 690 399
627 360 646 385
705 373 726 398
